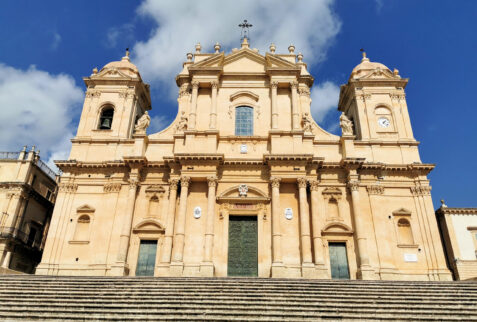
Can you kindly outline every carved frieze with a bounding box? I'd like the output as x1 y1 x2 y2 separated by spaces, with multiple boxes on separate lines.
103 183 121 193
367 185 384 195
411 186 432 196
58 183 78 193
85 89 101 98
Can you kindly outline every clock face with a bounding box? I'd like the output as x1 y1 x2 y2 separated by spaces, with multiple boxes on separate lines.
378 117 390 128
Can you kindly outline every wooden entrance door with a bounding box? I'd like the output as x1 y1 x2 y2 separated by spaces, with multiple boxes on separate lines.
227 216 258 277
136 240 157 276
329 242 350 279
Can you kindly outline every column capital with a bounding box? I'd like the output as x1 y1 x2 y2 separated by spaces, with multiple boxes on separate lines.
270 81 278 89
290 80 299 89
169 178 179 190
270 177 281 189
180 176 191 187
297 177 307 189
347 180 360 192
309 179 320 191
128 178 139 190
191 80 200 89
210 80 219 88
207 176 218 187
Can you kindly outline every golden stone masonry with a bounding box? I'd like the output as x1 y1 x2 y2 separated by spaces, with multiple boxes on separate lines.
36 38 453 280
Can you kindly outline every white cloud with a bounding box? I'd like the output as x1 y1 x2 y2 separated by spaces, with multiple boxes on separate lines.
148 114 170 133
0 63 83 170
310 81 340 122
132 0 341 95
51 32 61 50
107 23 135 48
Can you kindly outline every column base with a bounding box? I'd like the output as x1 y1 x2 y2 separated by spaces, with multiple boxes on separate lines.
199 262 214 277
156 263 170 277
357 265 375 280
271 262 286 278
315 264 329 279
169 262 184 277
301 262 316 279
110 262 129 276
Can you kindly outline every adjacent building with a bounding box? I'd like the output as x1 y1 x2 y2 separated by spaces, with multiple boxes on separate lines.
436 201 477 280
0 147 57 274
37 37 452 281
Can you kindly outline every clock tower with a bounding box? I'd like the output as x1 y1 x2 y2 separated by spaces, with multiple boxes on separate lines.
338 53 415 144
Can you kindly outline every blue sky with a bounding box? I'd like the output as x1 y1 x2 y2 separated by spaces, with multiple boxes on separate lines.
0 1 476 209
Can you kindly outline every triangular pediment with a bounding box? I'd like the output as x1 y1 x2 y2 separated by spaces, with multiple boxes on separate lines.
77 204 95 213
189 53 225 69
360 67 397 80
222 49 267 73
265 53 299 69
94 68 133 79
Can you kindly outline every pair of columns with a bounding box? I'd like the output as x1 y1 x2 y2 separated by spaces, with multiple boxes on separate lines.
270 177 316 268
270 81 300 130
188 81 218 130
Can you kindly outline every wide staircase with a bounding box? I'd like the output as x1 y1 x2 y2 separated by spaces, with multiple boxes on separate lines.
0 275 476 321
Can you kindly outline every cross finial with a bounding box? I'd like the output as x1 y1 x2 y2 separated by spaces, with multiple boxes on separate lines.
238 19 252 42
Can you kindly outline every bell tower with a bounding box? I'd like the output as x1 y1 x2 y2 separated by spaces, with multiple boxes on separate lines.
75 50 151 141
338 53 415 143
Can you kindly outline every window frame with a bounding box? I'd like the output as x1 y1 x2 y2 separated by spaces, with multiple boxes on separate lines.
235 106 254 136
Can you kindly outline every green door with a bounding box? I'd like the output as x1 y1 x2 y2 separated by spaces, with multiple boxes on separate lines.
136 240 157 276
329 242 350 279
228 216 258 277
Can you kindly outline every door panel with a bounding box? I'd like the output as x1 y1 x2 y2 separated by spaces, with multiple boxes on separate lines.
228 216 258 277
136 240 158 276
329 242 350 279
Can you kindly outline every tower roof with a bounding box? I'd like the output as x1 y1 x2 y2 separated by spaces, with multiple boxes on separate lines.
350 52 391 79
101 50 140 78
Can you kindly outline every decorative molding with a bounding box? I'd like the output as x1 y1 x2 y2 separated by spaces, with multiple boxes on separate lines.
356 93 372 102
297 177 307 189
178 84 191 98
298 87 310 97
367 185 384 195
322 187 342 200
270 177 281 189
58 183 78 193
393 208 412 216
103 183 121 193
411 185 431 196
180 176 191 187
85 89 101 98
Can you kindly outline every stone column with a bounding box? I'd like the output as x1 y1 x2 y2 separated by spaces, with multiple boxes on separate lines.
201 176 217 276
270 177 284 276
298 178 314 278
309 179 327 278
189 81 199 129
171 176 190 264
116 178 139 264
209 81 218 129
1 247 12 269
160 178 179 264
348 180 373 279
290 81 300 130
270 81 278 129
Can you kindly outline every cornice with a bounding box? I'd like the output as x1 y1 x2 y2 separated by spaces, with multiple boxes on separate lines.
223 159 264 165
71 137 135 144
263 154 313 162
169 153 224 162
436 207 477 216
55 160 126 170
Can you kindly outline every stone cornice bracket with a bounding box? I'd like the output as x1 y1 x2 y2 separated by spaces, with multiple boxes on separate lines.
411 185 431 196
207 176 218 187
340 158 366 170
347 180 360 192
270 177 281 189
59 183 78 193
297 177 308 189
180 176 191 187
308 179 320 191
367 185 384 195
123 156 148 169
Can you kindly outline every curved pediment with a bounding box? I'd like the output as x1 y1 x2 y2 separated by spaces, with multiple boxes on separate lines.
133 219 165 233
393 208 412 216
77 204 95 213
322 222 353 236
230 91 259 102
218 185 269 202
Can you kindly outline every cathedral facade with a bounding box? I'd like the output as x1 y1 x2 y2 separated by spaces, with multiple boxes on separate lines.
37 38 452 280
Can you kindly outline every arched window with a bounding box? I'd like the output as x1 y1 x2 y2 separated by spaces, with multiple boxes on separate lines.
99 107 114 130
74 215 91 241
397 218 414 245
235 106 253 136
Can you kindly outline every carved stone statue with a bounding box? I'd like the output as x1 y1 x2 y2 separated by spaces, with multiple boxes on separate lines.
340 113 354 135
175 112 188 133
301 112 313 133
134 111 150 134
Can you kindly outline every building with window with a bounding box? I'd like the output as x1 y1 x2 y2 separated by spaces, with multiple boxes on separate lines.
0 147 57 274
37 38 452 280
436 201 477 280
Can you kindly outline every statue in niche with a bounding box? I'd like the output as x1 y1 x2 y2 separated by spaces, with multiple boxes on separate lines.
134 111 150 134
175 112 188 133
301 112 313 133
340 113 354 135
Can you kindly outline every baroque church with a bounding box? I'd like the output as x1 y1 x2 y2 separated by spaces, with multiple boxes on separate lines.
36 36 452 281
